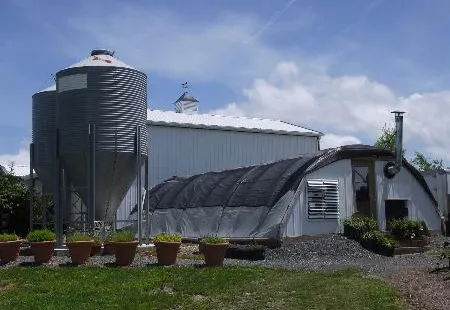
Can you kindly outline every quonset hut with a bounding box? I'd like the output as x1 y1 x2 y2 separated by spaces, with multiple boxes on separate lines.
133 145 442 242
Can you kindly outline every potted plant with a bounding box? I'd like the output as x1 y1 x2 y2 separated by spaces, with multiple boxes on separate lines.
109 231 138 266
201 235 229 267
90 235 102 256
0 233 21 263
65 233 94 264
153 233 182 266
27 229 56 264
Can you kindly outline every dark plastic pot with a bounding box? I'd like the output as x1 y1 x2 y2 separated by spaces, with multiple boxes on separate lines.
203 243 229 267
91 244 102 256
102 242 115 255
30 241 56 264
0 240 21 263
66 241 94 264
155 241 181 266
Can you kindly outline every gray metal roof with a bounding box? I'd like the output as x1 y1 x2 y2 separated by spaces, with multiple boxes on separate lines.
36 84 56 93
147 110 323 136
175 92 199 103
63 54 135 70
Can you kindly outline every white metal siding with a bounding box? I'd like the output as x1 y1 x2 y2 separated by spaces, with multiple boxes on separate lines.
148 125 318 187
375 161 442 231
117 124 319 222
285 159 352 236
285 159 442 237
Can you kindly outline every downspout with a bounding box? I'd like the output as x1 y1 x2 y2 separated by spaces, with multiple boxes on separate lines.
384 111 405 179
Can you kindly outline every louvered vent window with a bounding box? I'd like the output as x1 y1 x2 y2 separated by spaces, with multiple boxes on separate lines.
307 179 339 219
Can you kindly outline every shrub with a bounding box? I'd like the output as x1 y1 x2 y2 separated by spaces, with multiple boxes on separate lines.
361 230 397 256
66 233 93 242
27 229 56 242
110 230 135 242
343 216 378 241
389 218 430 240
0 233 18 242
153 233 182 243
201 235 228 244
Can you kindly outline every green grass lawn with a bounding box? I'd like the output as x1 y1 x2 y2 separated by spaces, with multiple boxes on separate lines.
0 266 403 310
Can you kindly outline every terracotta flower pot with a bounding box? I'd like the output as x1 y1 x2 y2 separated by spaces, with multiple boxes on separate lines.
112 241 138 266
91 244 102 256
102 242 115 255
203 243 229 267
155 241 181 266
0 240 21 263
30 241 56 264
66 241 94 264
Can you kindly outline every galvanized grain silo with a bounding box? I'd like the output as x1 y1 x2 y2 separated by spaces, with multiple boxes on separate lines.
56 49 147 223
32 84 57 195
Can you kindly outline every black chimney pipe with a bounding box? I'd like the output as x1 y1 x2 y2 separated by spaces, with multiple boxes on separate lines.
384 111 405 178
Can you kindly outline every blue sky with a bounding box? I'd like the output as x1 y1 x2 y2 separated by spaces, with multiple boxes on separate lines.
2 0 450 174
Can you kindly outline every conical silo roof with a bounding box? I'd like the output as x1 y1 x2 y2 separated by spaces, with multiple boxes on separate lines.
63 49 135 70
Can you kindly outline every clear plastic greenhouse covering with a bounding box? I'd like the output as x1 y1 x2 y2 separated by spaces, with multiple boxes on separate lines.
128 145 436 241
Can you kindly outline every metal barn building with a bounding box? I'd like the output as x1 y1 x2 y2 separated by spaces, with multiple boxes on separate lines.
117 109 322 222
136 145 442 241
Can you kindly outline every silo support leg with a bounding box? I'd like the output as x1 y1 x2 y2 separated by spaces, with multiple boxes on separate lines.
136 126 142 245
145 156 149 243
87 123 96 233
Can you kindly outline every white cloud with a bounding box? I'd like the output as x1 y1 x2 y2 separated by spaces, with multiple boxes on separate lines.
0 142 30 176
320 134 362 149
212 61 450 163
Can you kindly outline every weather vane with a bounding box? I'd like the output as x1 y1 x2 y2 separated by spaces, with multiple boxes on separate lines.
181 82 189 93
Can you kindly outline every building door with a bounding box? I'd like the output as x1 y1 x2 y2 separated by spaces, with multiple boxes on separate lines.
352 160 377 218
385 200 408 230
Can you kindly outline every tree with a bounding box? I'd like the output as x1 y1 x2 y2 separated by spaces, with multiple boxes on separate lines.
0 171 30 236
0 168 52 236
374 125 444 172
411 152 443 171
374 124 403 155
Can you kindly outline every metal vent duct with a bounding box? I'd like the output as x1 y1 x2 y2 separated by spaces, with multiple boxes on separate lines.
384 111 405 179
56 51 147 222
32 85 57 195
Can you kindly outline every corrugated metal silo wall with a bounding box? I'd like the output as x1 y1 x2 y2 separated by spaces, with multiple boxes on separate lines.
116 125 319 224
56 66 147 222
32 90 57 194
